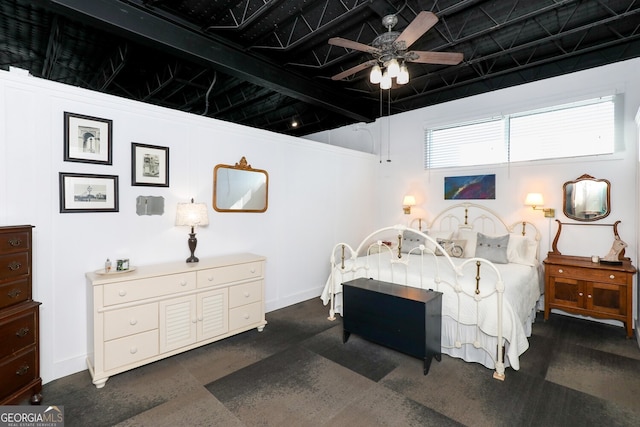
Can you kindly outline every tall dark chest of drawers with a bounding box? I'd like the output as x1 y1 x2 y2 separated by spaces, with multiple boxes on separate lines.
0 225 42 404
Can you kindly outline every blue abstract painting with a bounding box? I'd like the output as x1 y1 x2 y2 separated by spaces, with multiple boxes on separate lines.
444 174 495 200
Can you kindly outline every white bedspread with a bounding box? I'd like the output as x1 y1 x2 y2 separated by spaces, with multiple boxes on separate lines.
321 252 543 370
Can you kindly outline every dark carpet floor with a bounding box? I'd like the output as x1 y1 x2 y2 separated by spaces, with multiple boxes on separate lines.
40 297 640 426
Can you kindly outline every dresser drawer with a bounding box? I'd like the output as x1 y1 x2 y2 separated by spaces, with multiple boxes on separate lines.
197 262 262 288
0 306 37 360
0 229 31 255
0 347 37 398
547 265 628 284
104 329 159 371
229 301 262 331
104 303 158 341
229 281 262 308
0 278 31 310
103 272 196 306
0 252 30 281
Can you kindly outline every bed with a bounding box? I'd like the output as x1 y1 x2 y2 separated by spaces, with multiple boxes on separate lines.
321 203 543 380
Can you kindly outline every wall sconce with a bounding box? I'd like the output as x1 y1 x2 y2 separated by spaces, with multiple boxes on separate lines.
175 198 209 263
403 195 416 215
524 193 555 218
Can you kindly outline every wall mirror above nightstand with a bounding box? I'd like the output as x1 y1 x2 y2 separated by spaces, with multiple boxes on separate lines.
563 174 610 221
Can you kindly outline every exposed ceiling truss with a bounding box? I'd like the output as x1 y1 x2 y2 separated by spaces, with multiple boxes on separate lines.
0 0 638 136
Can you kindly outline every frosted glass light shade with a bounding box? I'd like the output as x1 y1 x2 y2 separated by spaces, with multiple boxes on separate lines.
380 71 392 90
176 201 209 227
387 59 400 78
397 63 409 84
369 65 382 84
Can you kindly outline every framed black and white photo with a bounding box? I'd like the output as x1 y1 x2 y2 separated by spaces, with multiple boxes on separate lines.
59 172 119 213
131 143 169 187
64 112 113 164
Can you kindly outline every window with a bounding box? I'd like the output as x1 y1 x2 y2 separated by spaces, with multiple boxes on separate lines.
425 96 616 169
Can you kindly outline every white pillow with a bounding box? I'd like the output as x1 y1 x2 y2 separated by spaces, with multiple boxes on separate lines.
456 228 477 257
508 234 538 266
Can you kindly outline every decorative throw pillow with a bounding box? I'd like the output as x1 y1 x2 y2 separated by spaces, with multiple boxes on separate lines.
401 232 426 254
475 233 510 264
435 239 466 257
507 234 538 265
425 230 453 252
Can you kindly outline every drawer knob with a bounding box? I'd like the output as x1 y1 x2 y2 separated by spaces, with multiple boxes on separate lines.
16 364 29 376
119 290 127 297
16 327 30 337
129 319 138 326
250 268 256 273
243 313 250 319
180 280 188 286
8 261 22 271
609 275 615 279
579 292 583 297
207 276 214 282
7 288 22 298
244 292 250 298
8 238 22 247
588 294 592 298
130 347 138 354
558 269 564 273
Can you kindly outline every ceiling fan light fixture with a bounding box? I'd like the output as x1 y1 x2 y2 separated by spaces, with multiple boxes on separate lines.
369 65 382 84
380 70 392 90
397 63 409 85
387 58 400 78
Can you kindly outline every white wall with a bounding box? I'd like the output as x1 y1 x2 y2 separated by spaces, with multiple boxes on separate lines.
307 57 640 328
0 69 378 384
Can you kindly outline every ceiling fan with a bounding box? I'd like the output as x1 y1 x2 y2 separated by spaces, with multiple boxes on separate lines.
329 11 463 88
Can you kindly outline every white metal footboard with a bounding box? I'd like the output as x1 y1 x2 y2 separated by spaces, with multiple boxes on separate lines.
327 224 508 380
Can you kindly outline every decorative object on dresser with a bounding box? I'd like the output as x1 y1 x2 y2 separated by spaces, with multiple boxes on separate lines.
545 219 636 338
342 278 442 375
0 225 42 405
86 253 266 388
175 199 209 263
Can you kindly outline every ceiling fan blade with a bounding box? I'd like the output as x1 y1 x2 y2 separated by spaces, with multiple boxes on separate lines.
395 11 439 49
329 37 380 54
409 51 463 65
331 60 377 81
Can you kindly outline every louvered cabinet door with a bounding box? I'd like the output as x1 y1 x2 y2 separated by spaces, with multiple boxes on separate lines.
197 288 228 341
159 295 197 353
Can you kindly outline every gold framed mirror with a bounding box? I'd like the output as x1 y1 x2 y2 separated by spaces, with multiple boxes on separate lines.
213 157 268 213
563 174 610 221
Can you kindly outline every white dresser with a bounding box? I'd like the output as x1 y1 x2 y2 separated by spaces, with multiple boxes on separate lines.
86 253 266 388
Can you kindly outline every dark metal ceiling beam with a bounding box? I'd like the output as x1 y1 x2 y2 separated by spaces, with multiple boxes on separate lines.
35 0 373 124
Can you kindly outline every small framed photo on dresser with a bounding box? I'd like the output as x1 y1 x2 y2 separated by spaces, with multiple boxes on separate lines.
59 172 119 213
131 143 169 187
63 112 113 165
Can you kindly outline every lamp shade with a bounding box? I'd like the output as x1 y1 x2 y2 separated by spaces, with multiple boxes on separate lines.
369 64 382 84
524 193 544 207
403 195 416 206
387 58 400 78
175 201 209 227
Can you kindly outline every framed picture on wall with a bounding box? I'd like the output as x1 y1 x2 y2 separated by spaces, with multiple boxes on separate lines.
63 112 113 165
59 172 119 213
131 143 169 187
